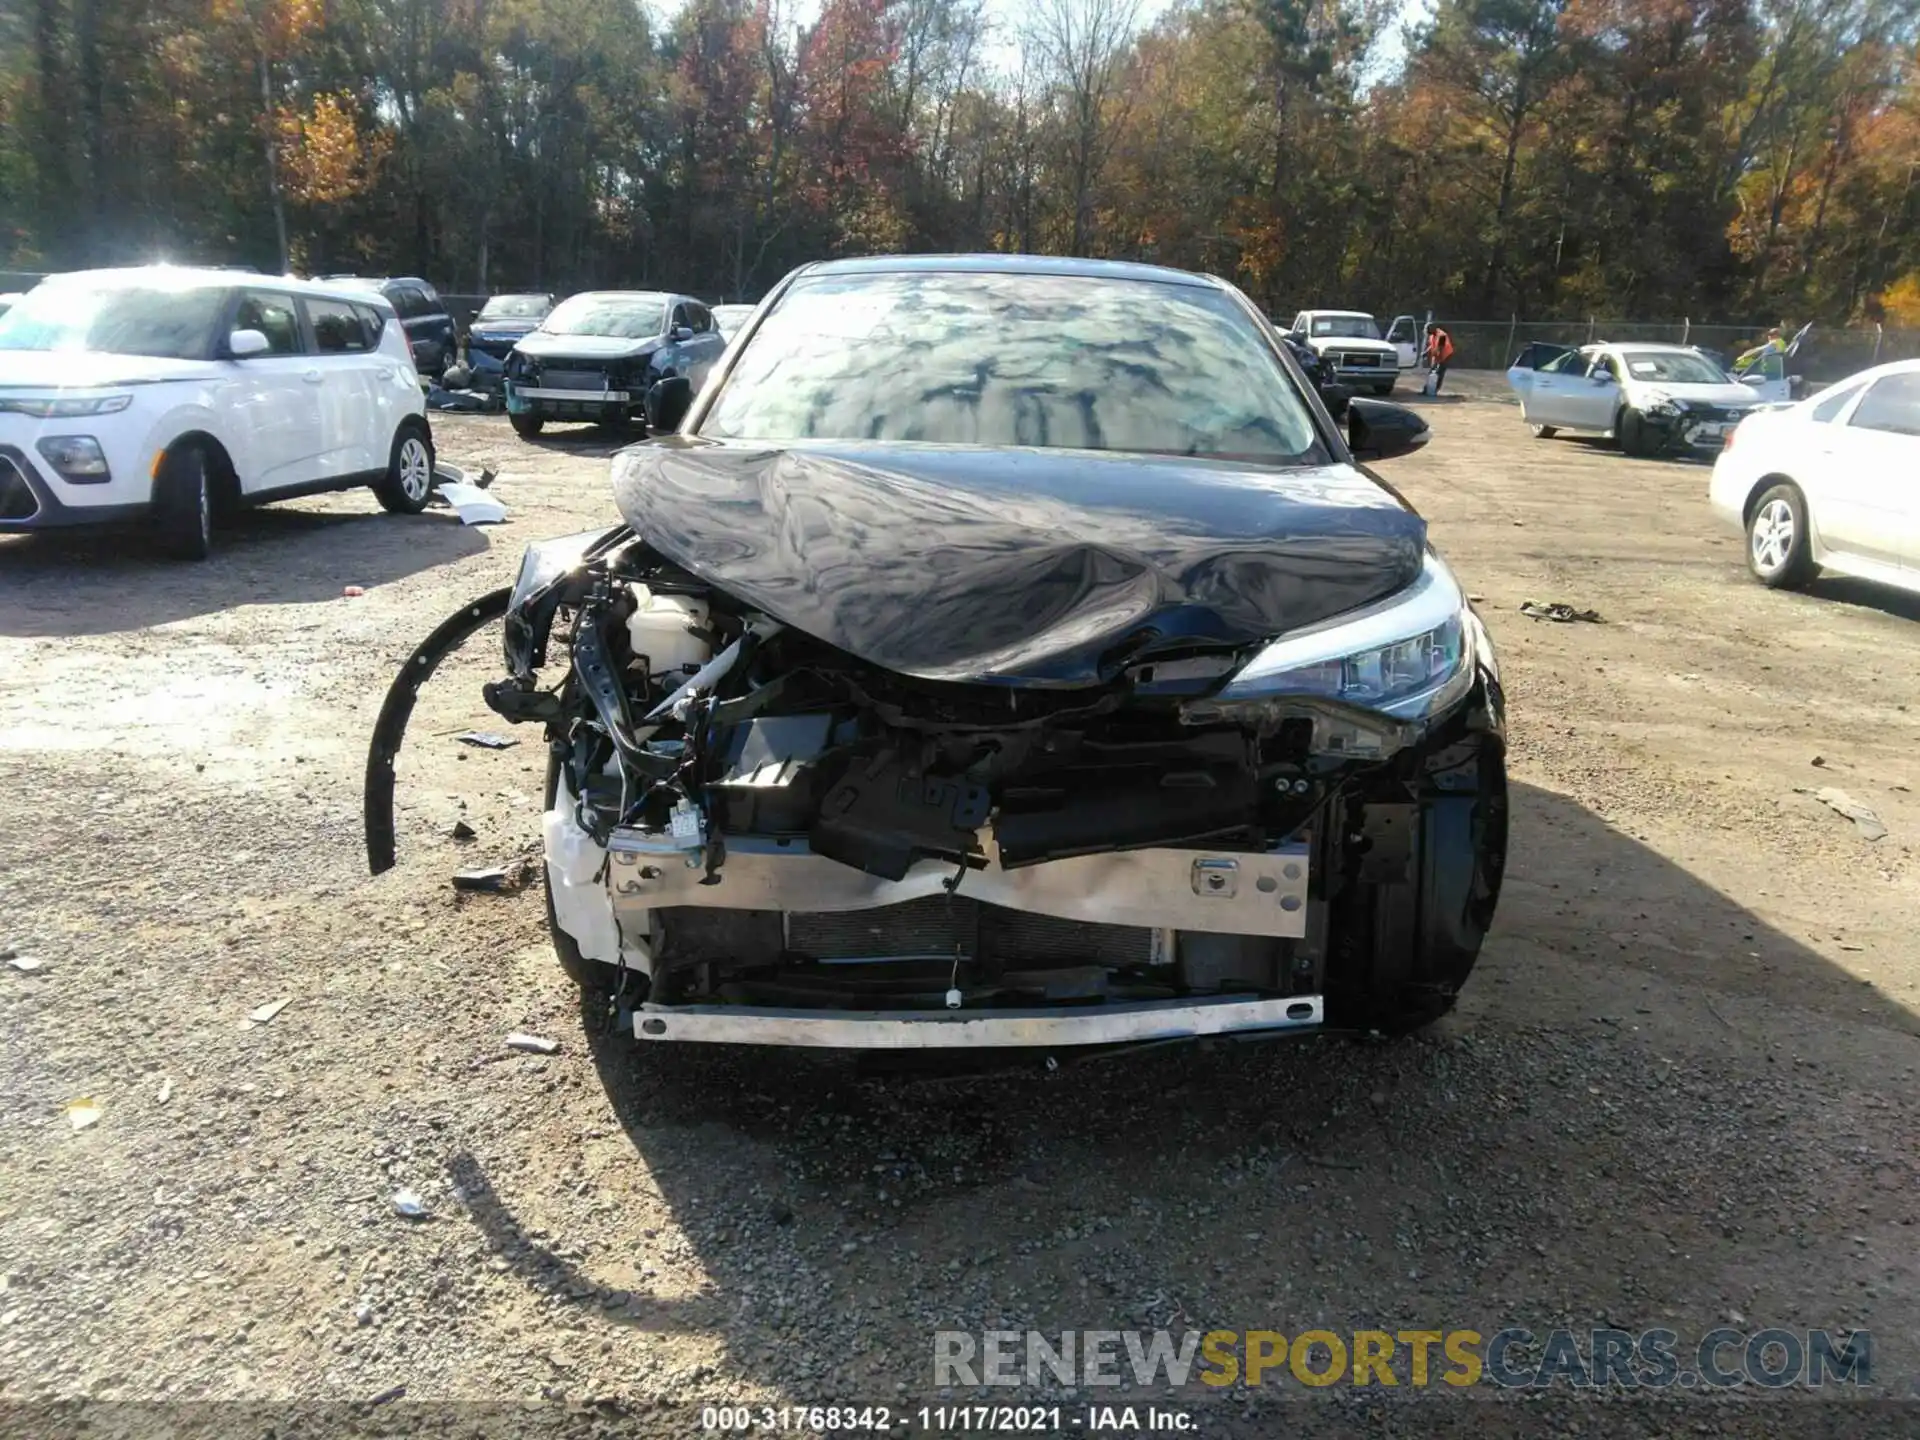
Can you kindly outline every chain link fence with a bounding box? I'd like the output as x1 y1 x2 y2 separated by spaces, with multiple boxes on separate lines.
6 267 1919 384
1437 318 1920 383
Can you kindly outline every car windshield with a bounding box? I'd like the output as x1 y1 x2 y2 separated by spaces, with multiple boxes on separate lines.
1310 315 1381 339
0 282 226 359
540 294 667 339
1621 350 1730 385
478 295 551 321
700 271 1327 463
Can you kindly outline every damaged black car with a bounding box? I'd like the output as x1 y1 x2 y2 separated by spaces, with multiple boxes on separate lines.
370 255 1506 1052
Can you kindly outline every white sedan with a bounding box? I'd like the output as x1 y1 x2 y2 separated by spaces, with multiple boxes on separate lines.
1508 341 1767 456
1709 358 1920 593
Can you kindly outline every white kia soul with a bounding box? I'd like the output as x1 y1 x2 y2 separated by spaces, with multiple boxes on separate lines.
0 266 435 559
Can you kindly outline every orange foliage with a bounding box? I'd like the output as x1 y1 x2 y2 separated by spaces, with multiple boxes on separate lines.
277 94 389 206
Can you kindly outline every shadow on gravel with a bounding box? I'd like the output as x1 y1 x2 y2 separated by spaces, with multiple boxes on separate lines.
522 778 1917 1406
1799 573 1920 625
509 425 641 459
0 506 489 636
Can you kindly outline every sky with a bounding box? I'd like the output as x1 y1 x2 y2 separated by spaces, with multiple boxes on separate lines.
647 0 1416 83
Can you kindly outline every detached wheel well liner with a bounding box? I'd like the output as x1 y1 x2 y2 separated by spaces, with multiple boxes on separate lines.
364 587 513 875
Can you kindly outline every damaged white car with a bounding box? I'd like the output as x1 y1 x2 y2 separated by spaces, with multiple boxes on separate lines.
367 256 1508 1052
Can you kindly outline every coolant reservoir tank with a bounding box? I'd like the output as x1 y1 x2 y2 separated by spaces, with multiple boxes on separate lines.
627 585 712 677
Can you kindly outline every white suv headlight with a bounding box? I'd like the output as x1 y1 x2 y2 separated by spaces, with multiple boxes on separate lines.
0 394 134 419
1212 552 1474 720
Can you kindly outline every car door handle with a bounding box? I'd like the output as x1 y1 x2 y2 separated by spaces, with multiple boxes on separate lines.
303 369 324 384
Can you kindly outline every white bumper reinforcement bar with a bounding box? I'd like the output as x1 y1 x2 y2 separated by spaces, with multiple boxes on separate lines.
516 387 631 402
634 994 1324 1048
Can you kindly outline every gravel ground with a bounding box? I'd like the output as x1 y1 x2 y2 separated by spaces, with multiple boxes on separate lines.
2 377 1917 1435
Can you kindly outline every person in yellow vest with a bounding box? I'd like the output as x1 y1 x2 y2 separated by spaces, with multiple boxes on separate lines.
1734 326 1787 374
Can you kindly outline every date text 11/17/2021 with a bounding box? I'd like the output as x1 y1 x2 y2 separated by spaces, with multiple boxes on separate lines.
700 1405 1196 1432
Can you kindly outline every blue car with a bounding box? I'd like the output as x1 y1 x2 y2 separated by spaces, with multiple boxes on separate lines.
464 293 556 388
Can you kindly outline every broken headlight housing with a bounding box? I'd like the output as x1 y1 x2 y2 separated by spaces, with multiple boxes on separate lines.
502 527 624 675
1212 552 1474 720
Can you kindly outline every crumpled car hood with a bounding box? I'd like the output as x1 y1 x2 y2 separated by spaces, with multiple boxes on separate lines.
1632 381 1763 408
516 334 660 362
610 439 1425 688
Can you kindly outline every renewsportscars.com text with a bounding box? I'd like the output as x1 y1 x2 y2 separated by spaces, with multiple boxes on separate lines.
933 1327 1872 1391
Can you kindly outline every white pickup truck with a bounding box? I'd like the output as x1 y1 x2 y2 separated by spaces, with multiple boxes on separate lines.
1284 310 1421 396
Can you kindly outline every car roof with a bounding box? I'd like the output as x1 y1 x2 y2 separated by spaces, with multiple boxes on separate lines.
1302 309 1375 318
557 290 675 304
1591 341 1706 355
31 265 398 305
795 253 1223 291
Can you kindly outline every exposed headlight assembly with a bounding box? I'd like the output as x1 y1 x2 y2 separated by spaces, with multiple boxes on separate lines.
1210 552 1475 721
503 527 627 675
0 394 134 419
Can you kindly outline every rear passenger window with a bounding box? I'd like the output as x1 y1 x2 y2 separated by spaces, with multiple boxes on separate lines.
353 303 388 346
394 287 429 319
1809 384 1862 423
688 304 712 334
1849 373 1920 437
305 297 371 353
235 293 303 355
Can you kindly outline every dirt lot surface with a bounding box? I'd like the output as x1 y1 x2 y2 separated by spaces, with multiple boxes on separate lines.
3 373 1917 1435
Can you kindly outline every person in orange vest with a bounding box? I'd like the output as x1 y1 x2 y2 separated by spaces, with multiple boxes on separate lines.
1423 323 1456 394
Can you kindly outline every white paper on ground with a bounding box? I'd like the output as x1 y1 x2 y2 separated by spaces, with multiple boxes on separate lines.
436 480 508 525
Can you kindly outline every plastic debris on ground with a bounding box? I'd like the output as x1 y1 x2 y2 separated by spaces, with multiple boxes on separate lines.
247 997 292 1025
451 854 537 894
342 585 366 598
436 480 509 526
455 731 518 750
391 1188 429 1219
157 1077 173 1104
66 1098 102 1132
425 384 505 414
1520 599 1603 623
505 1033 560 1056
1797 787 1888 841
430 462 496 493
8 954 44 972
451 820 478 841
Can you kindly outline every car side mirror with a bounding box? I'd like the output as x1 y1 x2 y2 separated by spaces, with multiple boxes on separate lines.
1592 373 1613 385
646 375 694 434
228 328 271 358
1347 397 1429 461
1739 373 1766 387
669 324 694 343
